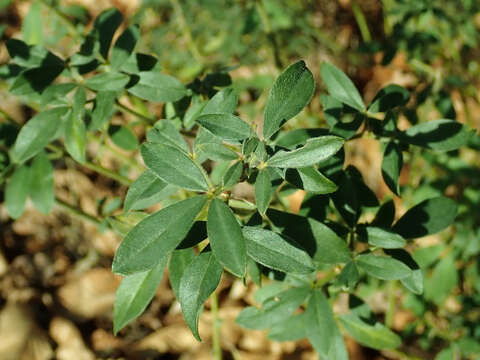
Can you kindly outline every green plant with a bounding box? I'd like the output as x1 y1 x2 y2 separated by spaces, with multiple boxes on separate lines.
1 3 479 359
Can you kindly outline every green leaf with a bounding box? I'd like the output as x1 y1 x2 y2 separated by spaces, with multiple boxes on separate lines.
127 71 187 103
124 169 169 212
368 84 410 113
236 286 310 330
146 120 190 153
10 107 69 164
22 1 43 45
223 161 243 189
196 113 252 141
356 253 412 280
286 166 337 194
196 143 238 162
169 248 195 299
207 198 247 277
392 197 457 239
382 141 403 195
385 249 423 295
141 143 209 192
65 87 87 163
401 120 475 152
267 136 344 168
122 53 161 73
201 88 238 115
267 209 351 266
113 255 167 334
263 60 315 139
242 226 314 274
255 170 272 215
337 260 360 289
363 226 406 249
5 164 30 219
9 63 64 96
108 125 139 150
6 39 60 68
424 252 458 304
305 289 337 358
178 247 223 341
84 72 130 92
339 314 401 350
267 313 308 341
112 195 207 275
29 151 54 214
320 62 365 112
90 91 116 130
110 24 140 69
93 8 123 59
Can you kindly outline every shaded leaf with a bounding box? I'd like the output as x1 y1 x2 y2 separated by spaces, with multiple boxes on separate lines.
368 84 410 113
201 88 238 115
169 248 195 299
127 71 187 103
401 120 475 152
362 226 406 249
382 141 403 195
110 24 140 69
393 197 457 239
108 125 139 150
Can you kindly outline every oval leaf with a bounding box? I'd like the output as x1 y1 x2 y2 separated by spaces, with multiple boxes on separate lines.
320 62 365 112
339 314 401 350
84 72 130 92
242 226 314 274
110 24 140 69
10 107 69 164
141 143 210 192
207 198 247 277
112 195 207 275
178 248 223 341
5 164 30 219
113 255 167 334
255 169 272 215
263 60 315 139
127 71 187 103
29 151 54 214
196 113 252 141
356 253 412 280
267 136 344 168
401 119 474 152
392 197 457 239
364 226 406 249
382 141 403 195
124 169 169 212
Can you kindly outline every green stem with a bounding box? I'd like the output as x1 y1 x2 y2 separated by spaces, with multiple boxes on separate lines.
38 0 82 42
385 280 397 328
115 100 157 126
351 1 372 42
255 0 283 69
54 197 102 225
81 161 133 186
169 0 205 65
0 107 20 126
210 290 222 360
